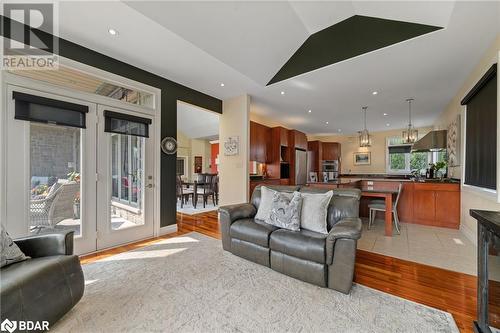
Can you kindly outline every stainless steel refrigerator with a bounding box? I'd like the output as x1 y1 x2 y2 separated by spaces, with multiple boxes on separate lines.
295 149 307 185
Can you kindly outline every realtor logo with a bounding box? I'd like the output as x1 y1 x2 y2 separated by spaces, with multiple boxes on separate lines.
2 2 59 70
0 319 16 333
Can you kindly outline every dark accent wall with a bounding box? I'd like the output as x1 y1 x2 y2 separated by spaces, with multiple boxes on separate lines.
1 16 223 227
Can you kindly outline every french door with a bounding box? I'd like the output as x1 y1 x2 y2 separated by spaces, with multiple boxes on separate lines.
4 86 155 254
96 105 154 249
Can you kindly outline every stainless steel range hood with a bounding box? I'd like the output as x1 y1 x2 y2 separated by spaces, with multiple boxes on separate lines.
411 130 447 152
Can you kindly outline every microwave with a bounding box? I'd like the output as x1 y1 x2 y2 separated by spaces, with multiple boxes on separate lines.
322 160 339 172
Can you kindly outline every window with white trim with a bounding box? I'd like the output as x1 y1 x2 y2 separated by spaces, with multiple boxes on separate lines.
386 136 446 174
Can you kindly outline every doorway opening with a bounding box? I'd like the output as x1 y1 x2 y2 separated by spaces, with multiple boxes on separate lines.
176 101 220 215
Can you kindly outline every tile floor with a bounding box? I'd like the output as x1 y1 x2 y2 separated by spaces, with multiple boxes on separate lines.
357 218 477 276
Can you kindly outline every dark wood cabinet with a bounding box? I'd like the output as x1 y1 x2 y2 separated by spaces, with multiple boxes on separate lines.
249 178 280 198
250 121 270 163
322 142 340 161
307 141 322 173
290 130 307 150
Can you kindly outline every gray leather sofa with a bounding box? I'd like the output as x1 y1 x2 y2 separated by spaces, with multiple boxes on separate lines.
219 185 362 294
1 230 84 327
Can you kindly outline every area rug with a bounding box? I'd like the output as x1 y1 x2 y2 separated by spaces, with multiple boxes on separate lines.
53 232 459 333
176 201 218 215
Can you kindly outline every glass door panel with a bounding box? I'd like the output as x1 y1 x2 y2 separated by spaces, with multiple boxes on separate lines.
5 86 97 255
96 105 154 250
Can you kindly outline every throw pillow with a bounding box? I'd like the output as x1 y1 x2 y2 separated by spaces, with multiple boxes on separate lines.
265 191 302 231
300 191 333 234
255 186 293 221
0 225 29 268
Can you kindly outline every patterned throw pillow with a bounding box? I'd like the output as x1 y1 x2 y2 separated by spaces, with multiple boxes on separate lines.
255 186 293 221
265 191 302 231
0 225 29 268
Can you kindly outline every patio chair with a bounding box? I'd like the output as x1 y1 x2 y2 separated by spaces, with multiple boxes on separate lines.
30 182 79 231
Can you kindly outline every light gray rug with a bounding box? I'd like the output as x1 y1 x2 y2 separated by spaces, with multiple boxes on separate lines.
54 232 459 333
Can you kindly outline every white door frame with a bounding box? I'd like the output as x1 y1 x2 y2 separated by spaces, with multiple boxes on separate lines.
0 59 162 253
95 104 155 249
3 85 98 254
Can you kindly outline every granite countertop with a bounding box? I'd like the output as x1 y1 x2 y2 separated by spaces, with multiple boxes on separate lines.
309 177 460 184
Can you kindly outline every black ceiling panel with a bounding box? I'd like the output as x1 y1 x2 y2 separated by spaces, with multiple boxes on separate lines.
267 15 442 85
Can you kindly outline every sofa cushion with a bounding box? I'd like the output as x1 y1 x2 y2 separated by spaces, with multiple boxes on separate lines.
300 191 333 234
0 225 28 268
270 229 327 264
265 191 302 231
230 218 278 248
255 186 294 221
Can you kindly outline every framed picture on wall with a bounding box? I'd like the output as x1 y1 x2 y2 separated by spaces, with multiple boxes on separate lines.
354 152 371 165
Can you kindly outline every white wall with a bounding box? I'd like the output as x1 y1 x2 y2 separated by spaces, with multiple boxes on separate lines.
219 94 250 206
309 127 432 174
433 34 500 243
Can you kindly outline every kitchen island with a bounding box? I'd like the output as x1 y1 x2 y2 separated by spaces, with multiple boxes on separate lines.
307 177 460 231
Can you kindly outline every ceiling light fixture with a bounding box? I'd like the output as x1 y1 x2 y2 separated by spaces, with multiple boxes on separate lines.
338 129 342 132
308 109 312 113
386 123 391 127
359 106 371 147
402 98 418 143
325 121 329 125
372 91 378 95
108 28 118 36
383 113 388 116
220 83 225 87
280 91 285 95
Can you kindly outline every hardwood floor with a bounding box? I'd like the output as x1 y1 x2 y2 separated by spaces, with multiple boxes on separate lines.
80 211 477 333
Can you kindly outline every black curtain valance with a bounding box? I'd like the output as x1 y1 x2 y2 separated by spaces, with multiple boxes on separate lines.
13 91 89 128
463 66 497 190
104 111 152 138
388 145 411 154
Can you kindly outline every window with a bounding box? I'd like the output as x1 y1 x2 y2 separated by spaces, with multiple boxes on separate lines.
176 157 187 177
386 136 445 174
462 64 497 191
111 134 144 207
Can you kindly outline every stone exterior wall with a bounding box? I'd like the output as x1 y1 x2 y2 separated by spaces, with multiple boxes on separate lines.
30 123 80 181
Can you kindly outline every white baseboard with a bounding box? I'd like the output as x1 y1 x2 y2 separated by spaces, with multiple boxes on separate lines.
460 223 477 245
159 224 178 236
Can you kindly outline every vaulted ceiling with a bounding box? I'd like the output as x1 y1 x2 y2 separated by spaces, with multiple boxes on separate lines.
18 1 500 134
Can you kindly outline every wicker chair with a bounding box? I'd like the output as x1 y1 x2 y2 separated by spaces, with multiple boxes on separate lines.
30 182 79 231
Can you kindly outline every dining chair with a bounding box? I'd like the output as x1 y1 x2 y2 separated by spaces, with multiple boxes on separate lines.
176 175 194 208
196 174 216 208
368 183 403 234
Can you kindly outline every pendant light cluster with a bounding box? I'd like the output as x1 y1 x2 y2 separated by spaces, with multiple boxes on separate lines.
359 106 371 147
402 98 418 144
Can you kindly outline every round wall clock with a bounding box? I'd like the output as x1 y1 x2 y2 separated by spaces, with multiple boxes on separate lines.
161 137 177 155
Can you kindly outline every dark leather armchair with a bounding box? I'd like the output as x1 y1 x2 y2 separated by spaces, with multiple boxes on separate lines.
219 185 362 294
1 230 84 326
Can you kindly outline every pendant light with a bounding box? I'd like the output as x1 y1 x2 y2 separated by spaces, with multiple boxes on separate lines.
359 106 371 147
402 98 418 144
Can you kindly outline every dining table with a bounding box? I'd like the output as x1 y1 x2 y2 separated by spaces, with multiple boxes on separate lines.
361 189 399 236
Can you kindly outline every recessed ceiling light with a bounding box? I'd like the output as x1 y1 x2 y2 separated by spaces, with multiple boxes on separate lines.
280 91 285 95
220 83 225 87
308 109 312 113
372 91 378 95
338 129 342 132
383 113 388 116
325 121 329 125
386 123 390 127
108 28 118 36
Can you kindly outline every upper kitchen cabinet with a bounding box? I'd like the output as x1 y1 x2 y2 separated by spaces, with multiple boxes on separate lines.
307 140 322 173
290 130 307 150
250 121 270 163
322 142 341 161
274 126 289 147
